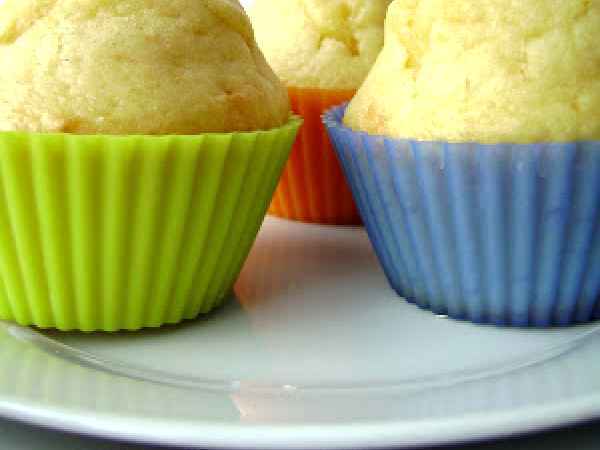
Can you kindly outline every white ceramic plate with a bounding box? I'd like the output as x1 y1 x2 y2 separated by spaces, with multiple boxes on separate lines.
0 217 599 449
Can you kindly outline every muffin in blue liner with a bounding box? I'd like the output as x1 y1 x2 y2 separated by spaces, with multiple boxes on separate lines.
324 104 600 327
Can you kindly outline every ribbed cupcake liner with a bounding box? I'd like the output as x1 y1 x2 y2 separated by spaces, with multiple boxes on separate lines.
0 118 301 331
268 88 362 225
324 105 600 327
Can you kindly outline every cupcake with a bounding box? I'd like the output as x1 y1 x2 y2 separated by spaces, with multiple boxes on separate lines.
325 0 600 326
250 0 392 224
0 0 301 331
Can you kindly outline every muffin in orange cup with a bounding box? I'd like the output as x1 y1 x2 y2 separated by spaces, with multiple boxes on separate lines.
250 0 392 225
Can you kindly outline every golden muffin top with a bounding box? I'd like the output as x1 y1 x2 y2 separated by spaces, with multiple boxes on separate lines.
344 0 600 143
250 0 393 90
0 0 290 134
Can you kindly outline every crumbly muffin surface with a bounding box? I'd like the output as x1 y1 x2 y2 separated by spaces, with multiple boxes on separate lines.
250 0 392 90
0 0 289 134
345 0 600 143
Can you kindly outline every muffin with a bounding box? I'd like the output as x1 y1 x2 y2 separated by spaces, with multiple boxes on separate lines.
325 0 600 326
0 0 301 331
251 0 392 224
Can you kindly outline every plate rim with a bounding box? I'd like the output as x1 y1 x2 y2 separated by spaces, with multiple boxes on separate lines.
1 392 599 449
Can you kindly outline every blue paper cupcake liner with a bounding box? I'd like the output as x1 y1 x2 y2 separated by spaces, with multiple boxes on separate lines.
324 104 600 327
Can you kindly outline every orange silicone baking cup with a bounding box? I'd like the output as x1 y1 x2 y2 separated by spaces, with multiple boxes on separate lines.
268 87 361 225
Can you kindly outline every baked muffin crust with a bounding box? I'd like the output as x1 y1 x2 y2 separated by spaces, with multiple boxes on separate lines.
0 0 290 134
345 0 600 143
250 0 392 90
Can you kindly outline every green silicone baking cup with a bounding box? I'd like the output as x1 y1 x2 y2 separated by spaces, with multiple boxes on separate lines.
0 117 301 332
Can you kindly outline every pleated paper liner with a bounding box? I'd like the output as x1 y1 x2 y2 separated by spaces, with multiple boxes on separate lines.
0 117 301 331
324 105 600 327
268 88 362 225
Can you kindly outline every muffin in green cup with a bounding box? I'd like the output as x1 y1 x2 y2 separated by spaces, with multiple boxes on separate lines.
0 0 301 331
